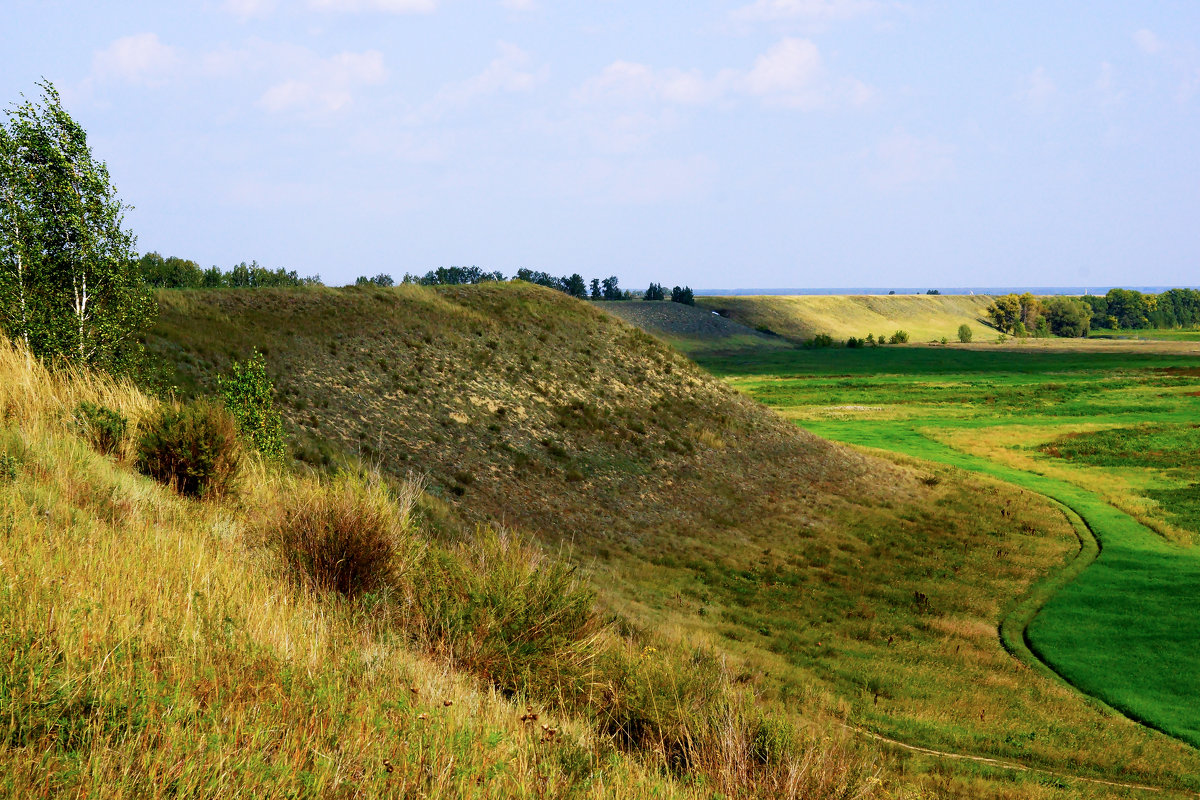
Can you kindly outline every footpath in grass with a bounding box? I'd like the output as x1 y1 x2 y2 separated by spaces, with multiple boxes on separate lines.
698 343 1200 751
805 420 1200 749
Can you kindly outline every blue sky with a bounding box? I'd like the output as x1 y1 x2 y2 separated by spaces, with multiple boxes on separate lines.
3 1 1199 289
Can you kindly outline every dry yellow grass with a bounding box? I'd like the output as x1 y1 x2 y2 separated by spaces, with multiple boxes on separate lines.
0 337 882 799
696 294 996 343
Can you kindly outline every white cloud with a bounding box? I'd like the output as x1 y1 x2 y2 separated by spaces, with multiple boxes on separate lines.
1019 66 1057 110
257 49 387 114
574 37 868 112
308 0 439 12
866 130 954 189
201 41 388 115
223 0 278 19
91 33 179 87
732 0 881 23
417 42 546 120
1134 28 1165 55
744 37 824 107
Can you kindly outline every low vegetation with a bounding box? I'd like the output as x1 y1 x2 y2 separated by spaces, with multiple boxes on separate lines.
138 282 1200 796
695 294 995 345
0 334 884 799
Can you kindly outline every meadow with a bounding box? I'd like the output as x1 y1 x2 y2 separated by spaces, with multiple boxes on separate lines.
694 340 1200 757
137 285 1200 797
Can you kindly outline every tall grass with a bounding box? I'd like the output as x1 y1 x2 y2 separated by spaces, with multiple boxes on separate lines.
0 337 881 799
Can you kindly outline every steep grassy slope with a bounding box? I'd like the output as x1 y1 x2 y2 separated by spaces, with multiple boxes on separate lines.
148 284 901 553
696 294 996 344
140 283 1200 797
1 338 884 799
601 300 791 356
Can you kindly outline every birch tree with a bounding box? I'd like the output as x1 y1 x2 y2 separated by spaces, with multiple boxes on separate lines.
0 81 153 371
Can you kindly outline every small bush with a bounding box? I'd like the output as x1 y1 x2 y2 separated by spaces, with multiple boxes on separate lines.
73 401 128 456
267 473 416 596
957 323 973 343
0 453 16 484
411 529 598 700
888 330 910 344
135 401 241 499
219 350 286 462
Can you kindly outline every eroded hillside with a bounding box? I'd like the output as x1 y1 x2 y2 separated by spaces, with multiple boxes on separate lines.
148 284 912 551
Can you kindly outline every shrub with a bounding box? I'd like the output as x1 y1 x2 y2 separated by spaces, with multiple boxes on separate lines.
0 453 16 484
135 401 241 499
411 529 599 700
806 333 835 348
957 324 973 343
266 473 417 596
73 401 127 456
888 330 910 344
219 350 286 463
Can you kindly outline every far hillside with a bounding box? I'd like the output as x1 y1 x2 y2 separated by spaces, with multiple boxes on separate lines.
696 294 996 344
601 299 791 356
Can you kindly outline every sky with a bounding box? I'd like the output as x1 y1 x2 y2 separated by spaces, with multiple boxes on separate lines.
2 1 1199 290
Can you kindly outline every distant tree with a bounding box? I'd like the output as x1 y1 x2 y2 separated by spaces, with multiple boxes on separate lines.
589 278 601 300
670 285 694 306
1043 296 1091 337
986 294 1022 333
563 273 587 298
1104 288 1151 329
876 333 887 346
138 252 204 288
926 289 941 295
865 333 876 345
201 265 226 288
421 266 505 286
889 330 910 344
644 282 666 301
957 323 973 343
0 80 154 371
601 276 621 300
846 336 860 348
354 275 371 286
370 273 393 287
888 290 896 295
230 262 253 287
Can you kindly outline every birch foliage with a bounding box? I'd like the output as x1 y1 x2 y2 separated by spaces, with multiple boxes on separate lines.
0 81 153 371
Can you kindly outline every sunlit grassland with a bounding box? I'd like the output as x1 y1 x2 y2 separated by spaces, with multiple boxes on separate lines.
0 340 884 800
697 341 1200 765
693 295 995 344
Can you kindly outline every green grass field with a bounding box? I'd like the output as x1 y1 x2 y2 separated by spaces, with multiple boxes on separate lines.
696 343 1200 751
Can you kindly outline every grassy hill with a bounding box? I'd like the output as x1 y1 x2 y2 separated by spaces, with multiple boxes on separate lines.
5 282 1193 797
132 283 1200 797
146 284 896 553
695 294 996 344
601 300 791 356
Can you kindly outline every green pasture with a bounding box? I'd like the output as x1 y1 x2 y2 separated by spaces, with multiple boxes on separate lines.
699 344 1200 749
1091 328 1200 341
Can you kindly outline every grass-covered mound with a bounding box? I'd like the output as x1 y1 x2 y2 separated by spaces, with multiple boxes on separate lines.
143 282 1200 796
146 283 905 553
0 338 878 799
694 294 995 345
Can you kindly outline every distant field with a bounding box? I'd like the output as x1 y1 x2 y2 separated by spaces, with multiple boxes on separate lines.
695 294 996 344
1092 328 1200 341
698 340 1200 752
